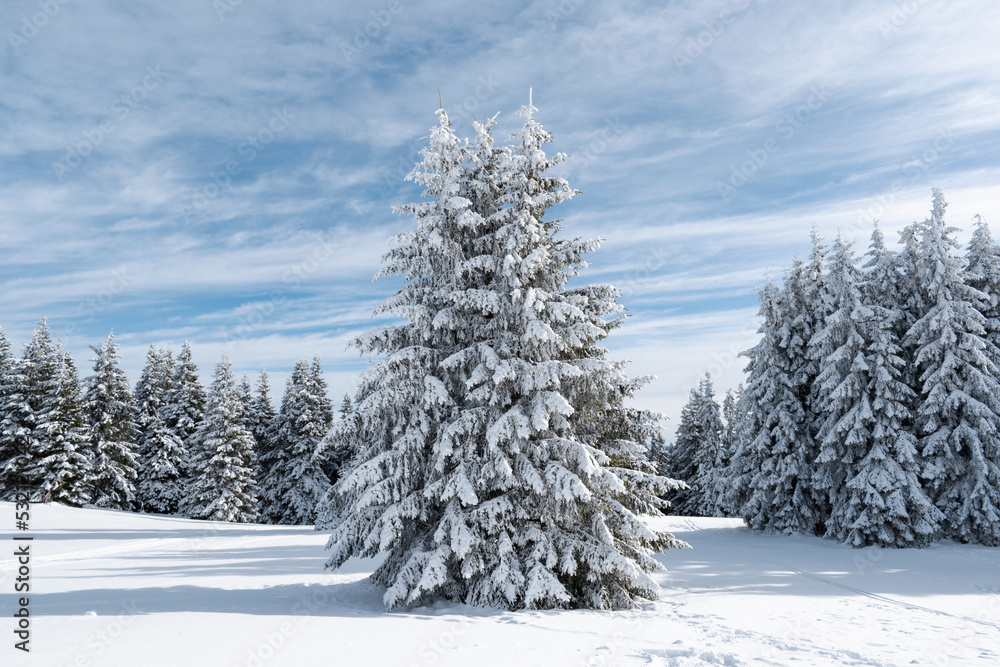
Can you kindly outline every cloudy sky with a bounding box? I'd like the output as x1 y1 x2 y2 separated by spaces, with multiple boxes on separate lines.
2 0 999 431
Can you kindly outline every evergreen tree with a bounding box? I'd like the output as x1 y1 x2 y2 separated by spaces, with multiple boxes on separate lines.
893 216 931 396
247 369 278 469
736 274 821 534
810 238 864 512
896 217 931 327
662 388 700 512
0 325 21 498
904 189 1000 545
965 216 1000 368
0 326 31 499
137 417 186 514
718 282 779 518
185 354 259 523
238 374 253 423
134 346 171 433
314 389 364 529
260 359 333 525
800 236 833 522
339 393 353 417
0 326 9 377
134 346 187 514
254 379 286 523
682 375 727 517
162 342 206 454
647 438 670 478
163 342 206 511
309 356 335 427
323 102 684 611
862 224 903 315
692 373 729 516
35 343 92 505
83 332 139 510
0 326 10 393
721 386 741 457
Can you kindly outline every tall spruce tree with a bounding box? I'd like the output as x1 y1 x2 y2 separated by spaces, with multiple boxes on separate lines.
135 346 169 433
801 235 833 523
719 282 780 517
965 216 1000 368
862 224 903 314
739 272 821 534
893 216 931 397
322 102 684 611
0 326 33 499
185 355 259 523
314 390 363 529
810 238 864 514
164 342 206 513
238 374 253 421
83 332 139 510
260 359 333 525
904 190 1000 545
679 374 727 517
134 346 187 514
162 342 206 458
663 388 701 512
721 386 740 457
0 325 21 498
34 342 92 505
308 356 334 427
247 369 278 470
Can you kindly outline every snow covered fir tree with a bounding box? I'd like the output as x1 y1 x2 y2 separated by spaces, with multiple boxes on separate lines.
258 357 333 525
183 354 259 523
83 332 139 510
663 374 729 517
162 341 206 469
903 192 1000 545
319 100 687 611
134 346 188 514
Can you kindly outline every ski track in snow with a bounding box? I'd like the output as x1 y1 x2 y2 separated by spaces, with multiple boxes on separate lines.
2 504 998 666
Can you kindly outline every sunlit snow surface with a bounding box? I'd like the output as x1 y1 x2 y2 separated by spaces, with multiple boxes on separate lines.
2 502 998 666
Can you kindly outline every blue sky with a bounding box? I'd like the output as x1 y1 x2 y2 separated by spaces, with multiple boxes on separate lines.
2 0 999 431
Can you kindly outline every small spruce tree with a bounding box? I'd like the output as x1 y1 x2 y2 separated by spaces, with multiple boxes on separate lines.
135 346 187 514
185 355 259 523
83 332 139 510
904 190 1000 545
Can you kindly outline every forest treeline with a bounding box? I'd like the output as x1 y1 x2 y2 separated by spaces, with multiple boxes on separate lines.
658 190 1000 548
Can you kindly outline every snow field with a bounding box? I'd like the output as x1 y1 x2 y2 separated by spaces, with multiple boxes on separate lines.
2 503 998 666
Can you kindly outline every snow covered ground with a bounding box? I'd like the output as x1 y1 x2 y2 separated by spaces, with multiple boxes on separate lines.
2 503 998 666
